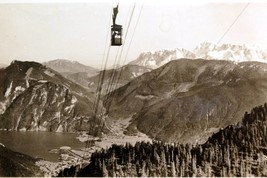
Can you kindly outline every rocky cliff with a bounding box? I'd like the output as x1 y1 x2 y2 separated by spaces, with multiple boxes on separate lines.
0 60 96 132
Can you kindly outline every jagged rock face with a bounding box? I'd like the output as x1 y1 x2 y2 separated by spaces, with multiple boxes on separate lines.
87 64 151 93
105 59 267 143
129 49 195 69
129 43 267 69
0 60 95 132
0 145 43 177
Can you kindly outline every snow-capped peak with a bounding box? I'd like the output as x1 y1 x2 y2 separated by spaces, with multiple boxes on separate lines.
193 42 267 63
129 48 195 69
129 42 267 69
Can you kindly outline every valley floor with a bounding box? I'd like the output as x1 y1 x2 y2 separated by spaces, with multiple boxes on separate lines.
36 117 152 177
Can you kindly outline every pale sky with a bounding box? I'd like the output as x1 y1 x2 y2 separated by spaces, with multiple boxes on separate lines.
0 1 267 68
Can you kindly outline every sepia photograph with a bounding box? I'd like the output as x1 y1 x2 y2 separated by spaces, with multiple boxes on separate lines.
1 0 267 177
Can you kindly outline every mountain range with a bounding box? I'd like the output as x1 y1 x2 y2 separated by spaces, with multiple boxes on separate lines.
2 42 267 176
106 59 267 143
129 43 267 69
2 43 267 141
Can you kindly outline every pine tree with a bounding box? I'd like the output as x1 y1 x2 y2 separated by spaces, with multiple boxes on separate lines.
102 161 109 177
191 154 197 176
140 161 148 177
170 161 176 177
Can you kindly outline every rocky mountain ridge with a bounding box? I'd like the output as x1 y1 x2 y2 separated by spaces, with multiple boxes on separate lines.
0 60 97 132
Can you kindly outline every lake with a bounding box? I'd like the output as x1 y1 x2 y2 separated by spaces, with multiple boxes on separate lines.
0 131 85 162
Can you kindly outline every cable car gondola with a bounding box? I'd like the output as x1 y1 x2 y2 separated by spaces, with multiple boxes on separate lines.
111 4 122 46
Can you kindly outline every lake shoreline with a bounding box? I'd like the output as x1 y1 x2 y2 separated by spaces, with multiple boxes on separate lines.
0 130 85 162
0 118 152 176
